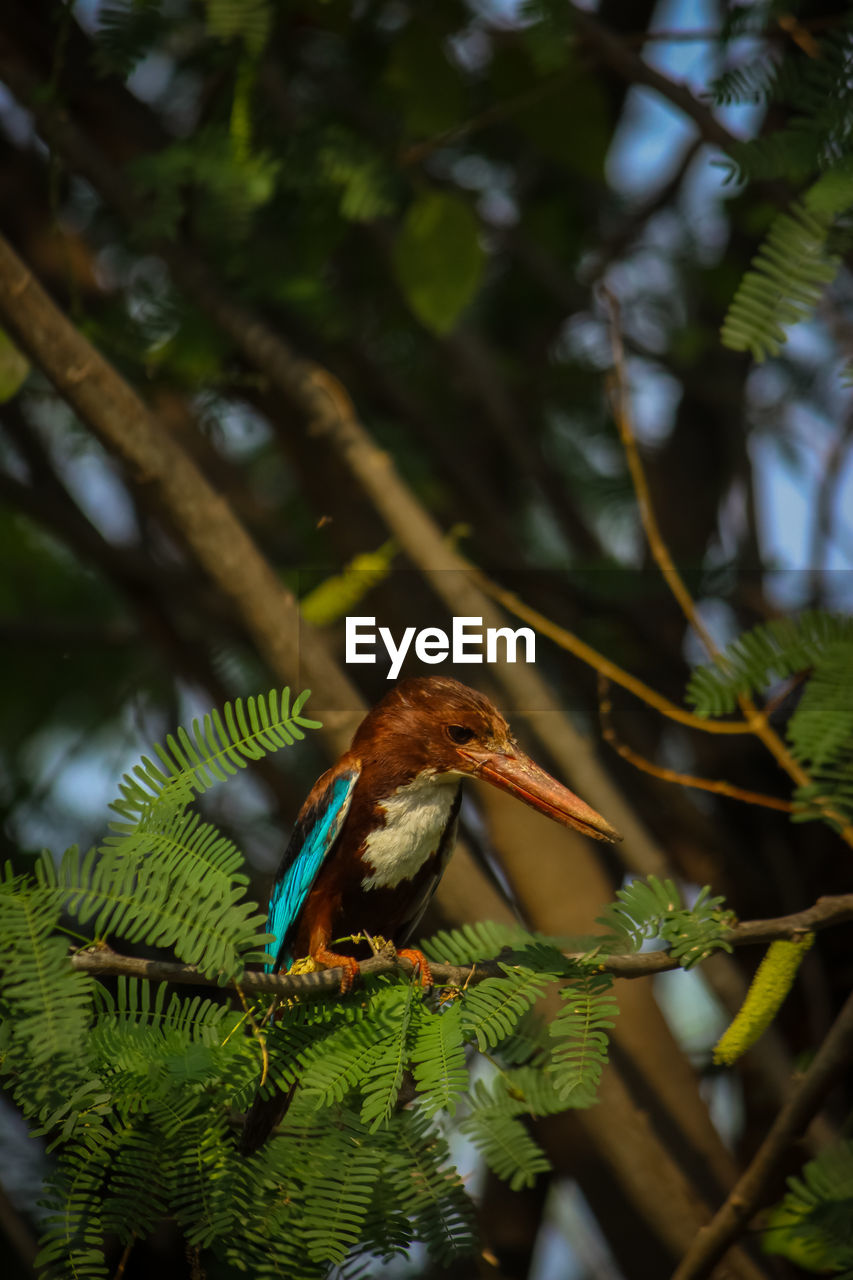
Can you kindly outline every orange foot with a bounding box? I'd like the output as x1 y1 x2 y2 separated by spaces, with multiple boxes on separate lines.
314 946 361 993
397 948 433 988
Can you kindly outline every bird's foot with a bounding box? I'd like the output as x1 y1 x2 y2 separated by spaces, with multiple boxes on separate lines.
397 948 433 988
313 945 361 993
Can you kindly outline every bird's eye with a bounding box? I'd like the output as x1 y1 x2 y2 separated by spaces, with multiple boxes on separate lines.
447 724 475 745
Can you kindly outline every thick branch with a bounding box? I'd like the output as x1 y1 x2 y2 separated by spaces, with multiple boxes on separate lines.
68 893 853 995
0 45 678 882
671 983 853 1280
0 228 362 747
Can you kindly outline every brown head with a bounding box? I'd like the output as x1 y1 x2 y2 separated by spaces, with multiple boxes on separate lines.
351 676 620 843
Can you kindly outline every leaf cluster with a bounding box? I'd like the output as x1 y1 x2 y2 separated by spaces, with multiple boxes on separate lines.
0 690 741 1274
715 22 853 361
687 611 853 823
762 1139 853 1275
597 875 733 968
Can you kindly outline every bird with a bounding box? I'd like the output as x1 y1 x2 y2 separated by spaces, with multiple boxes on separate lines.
239 675 619 1153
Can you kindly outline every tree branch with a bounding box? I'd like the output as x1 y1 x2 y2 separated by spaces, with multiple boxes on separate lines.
472 568 758 735
566 4 739 154
603 290 853 847
0 43 682 885
671 983 853 1280
598 676 795 813
0 227 362 748
67 893 853 995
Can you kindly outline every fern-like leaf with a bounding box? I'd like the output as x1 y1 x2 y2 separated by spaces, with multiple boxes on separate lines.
410 999 468 1116
0 868 94 1108
383 1108 477 1263
597 876 731 967
687 613 853 716
548 967 618 1106
720 198 839 361
111 687 319 822
360 984 418 1130
688 613 853 822
36 1144 111 1280
461 1078 551 1190
423 919 537 964
303 1141 384 1264
460 964 549 1051
39 836 269 979
763 1139 853 1272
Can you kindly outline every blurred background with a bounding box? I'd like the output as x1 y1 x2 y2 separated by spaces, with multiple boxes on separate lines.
0 1 852 1277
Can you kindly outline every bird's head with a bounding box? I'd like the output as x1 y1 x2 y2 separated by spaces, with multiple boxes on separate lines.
352 676 620 843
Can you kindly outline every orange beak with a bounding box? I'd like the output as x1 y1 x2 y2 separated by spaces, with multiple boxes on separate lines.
461 746 621 843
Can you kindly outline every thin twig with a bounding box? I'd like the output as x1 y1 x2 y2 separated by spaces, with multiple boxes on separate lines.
671 985 853 1280
566 3 738 154
68 894 853 994
603 289 853 848
604 292 721 660
399 73 565 166
232 982 270 1088
112 1236 135 1280
597 676 795 814
471 568 755 734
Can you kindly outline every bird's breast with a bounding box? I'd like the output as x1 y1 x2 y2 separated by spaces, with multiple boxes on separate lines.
360 776 460 890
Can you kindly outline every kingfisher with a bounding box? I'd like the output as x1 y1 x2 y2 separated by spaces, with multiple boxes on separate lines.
239 675 619 1152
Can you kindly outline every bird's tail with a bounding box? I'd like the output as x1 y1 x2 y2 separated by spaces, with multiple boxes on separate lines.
238 1079 298 1156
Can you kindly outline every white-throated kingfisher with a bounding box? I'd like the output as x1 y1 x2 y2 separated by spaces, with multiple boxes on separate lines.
239 675 619 1152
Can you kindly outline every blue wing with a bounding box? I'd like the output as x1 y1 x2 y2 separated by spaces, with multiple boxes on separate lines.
265 768 359 973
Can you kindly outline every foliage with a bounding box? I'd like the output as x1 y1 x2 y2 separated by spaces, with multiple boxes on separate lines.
0 329 29 402
0 690 742 1276
392 191 486 335
687 611 853 823
720 190 843 362
299 541 398 627
762 1139 853 1274
1 0 852 1274
717 22 853 361
597 875 733 968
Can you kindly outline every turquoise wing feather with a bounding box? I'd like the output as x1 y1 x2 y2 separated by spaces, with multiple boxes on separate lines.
265 769 359 972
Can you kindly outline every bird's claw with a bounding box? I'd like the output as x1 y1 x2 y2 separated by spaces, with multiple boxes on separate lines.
313 946 361 993
397 948 433 988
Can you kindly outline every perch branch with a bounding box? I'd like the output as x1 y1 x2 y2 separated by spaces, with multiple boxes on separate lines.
68 893 853 995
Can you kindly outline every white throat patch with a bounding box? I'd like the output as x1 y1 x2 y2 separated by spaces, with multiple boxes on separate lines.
361 776 459 890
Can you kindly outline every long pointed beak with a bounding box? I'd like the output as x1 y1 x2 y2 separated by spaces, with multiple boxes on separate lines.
462 747 621 843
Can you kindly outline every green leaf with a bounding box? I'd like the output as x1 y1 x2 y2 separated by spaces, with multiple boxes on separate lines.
763 1140 853 1272
460 1079 551 1190
0 329 29 402
360 984 417 1130
460 965 548 1051
204 0 271 57
392 191 484 335
548 968 618 1106
411 1000 468 1116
